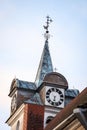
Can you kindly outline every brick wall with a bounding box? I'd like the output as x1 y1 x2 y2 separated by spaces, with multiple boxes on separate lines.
23 104 44 130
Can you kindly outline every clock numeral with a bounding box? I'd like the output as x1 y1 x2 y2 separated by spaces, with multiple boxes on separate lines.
60 94 64 98
55 88 58 92
53 102 58 106
58 101 62 105
56 89 59 92
46 95 49 99
46 91 50 95
47 99 51 103
58 90 62 95
49 89 52 93
51 88 54 91
51 102 54 106
60 98 63 102
55 102 60 106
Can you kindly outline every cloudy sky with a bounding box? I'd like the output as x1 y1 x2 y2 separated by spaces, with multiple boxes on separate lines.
0 0 87 129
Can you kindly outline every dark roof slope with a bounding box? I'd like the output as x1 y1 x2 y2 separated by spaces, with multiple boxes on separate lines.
35 41 53 87
9 78 36 96
43 72 68 89
65 89 79 97
25 93 43 105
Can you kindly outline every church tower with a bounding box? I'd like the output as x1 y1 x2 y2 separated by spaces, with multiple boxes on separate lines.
35 16 68 127
6 16 79 130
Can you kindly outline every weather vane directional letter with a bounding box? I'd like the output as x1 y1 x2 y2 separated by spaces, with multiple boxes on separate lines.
43 16 53 41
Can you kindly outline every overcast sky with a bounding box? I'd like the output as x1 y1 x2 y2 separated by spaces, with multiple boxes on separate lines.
0 0 87 129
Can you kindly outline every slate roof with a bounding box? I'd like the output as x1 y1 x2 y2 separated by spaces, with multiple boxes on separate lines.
65 89 79 97
25 93 43 105
18 80 36 90
35 40 53 87
65 89 79 106
9 78 37 95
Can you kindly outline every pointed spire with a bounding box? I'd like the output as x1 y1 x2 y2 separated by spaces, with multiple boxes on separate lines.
35 16 53 87
35 40 53 87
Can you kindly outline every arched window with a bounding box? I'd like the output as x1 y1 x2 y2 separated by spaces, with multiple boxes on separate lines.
46 116 54 124
16 120 20 130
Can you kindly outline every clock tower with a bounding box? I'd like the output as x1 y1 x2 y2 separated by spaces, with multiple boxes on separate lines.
38 72 68 127
35 16 68 127
6 16 79 130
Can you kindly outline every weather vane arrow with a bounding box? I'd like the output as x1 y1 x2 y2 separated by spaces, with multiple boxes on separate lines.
43 16 53 41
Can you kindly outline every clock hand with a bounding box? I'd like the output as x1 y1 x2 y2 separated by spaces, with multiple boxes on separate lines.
53 95 56 101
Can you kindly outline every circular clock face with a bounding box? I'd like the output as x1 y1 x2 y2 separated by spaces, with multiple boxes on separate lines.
11 95 16 112
46 88 64 106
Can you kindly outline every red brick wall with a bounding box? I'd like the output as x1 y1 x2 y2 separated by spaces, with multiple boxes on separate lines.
23 104 44 130
23 104 29 130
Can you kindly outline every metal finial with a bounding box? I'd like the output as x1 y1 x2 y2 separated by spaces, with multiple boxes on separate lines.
43 16 53 41
54 67 57 72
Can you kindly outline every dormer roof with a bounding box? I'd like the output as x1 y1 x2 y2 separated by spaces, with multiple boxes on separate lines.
25 93 43 105
43 72 68 89
9 78 36 96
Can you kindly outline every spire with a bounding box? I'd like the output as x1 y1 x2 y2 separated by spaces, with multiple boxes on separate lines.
35 16 53 87
35 40 53 87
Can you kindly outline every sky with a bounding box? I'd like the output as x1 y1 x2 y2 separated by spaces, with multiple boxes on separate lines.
0 0 87 129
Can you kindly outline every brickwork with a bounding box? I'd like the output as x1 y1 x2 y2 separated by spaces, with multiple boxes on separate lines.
23 105 29 130
23 104 44 130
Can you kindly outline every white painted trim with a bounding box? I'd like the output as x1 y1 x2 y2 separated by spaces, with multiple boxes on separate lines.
6 104 25 126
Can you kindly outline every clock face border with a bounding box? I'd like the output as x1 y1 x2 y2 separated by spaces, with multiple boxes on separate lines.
11 95 17 113
45 86 64 108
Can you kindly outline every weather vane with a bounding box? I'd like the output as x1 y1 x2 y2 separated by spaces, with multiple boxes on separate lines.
43 16 53 41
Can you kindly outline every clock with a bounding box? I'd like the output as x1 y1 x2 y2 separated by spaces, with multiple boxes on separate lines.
11 95 17 113
46 87 64 107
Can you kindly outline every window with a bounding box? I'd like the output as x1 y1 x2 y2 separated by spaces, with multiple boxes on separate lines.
46 116 54 124
16 121 20 130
